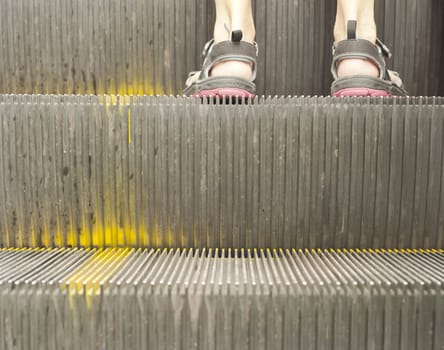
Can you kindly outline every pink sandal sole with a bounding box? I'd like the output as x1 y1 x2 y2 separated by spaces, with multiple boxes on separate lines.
332 88 393 97
193 88 255 98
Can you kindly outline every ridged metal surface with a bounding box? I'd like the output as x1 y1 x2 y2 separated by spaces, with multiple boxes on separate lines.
0 0 442 96
0 248 443 350
1 95 443 249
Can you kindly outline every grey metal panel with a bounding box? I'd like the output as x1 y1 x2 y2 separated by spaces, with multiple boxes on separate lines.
0 95 443 249
0 248 442 350
0 0 443 96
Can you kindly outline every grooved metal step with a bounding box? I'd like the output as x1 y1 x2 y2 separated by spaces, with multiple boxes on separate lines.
1 95 443 249
0 248 443 350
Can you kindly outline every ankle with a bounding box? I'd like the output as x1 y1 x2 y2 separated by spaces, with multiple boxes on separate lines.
214 19 255 44
234 20 255 43
334 20 377 43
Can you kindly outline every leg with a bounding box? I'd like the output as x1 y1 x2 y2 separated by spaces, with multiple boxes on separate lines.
214 0 255 43
334 0 377 42
331 0 405 95
209 0 255 81
334 0 379 79
184 0 257 96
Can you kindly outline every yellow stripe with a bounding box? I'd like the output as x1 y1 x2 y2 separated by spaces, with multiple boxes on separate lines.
60 248 133 308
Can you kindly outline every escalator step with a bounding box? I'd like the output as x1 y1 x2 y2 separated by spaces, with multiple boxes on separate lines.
0 247 443 349
1 95 443 249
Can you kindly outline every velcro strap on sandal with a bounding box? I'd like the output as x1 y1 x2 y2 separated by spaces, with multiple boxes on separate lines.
331 39 386 80
200 40 258 81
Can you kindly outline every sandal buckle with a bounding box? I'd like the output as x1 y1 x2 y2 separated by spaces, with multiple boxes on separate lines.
376 38 392 59
331 44 336 56
253 41 259 56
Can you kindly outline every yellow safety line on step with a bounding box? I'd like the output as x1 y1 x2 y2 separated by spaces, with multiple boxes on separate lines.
60 248 133 308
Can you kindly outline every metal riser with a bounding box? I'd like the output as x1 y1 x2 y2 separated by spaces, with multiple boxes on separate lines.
0 248 443 350
0 0 443 96
1 95 443 249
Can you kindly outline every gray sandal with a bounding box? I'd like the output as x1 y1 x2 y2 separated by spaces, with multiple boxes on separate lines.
331 20 408 97
184 30 258 98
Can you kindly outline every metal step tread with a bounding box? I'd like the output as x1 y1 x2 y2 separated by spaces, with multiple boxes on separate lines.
0 247 443 349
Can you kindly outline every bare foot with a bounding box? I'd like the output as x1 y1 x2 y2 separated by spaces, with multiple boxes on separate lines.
211 60 253 81
186 39 254 86
337 58 402 86
337 58 379 78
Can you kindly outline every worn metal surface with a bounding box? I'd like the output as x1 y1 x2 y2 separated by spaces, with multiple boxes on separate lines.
0 247 442 350
0 95 443 249
0 0 442 96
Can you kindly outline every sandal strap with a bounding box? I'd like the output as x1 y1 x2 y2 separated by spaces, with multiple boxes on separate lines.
332 39 387 80
331 20 388 80
199 31 258 81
